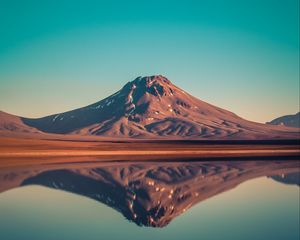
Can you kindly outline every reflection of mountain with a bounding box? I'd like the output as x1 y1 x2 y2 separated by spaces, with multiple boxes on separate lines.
270 172 300 186
0 161 299 227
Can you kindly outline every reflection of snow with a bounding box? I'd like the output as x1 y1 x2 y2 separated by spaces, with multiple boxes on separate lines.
107 99 114 106
167 104 173 112
52 114 60 122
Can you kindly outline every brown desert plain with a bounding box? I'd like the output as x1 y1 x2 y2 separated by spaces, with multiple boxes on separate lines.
0 132 299 168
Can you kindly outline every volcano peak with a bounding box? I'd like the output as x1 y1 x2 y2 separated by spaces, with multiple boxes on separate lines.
133 75 171 84
131 75 172 90
17 75 299 139
121 75 175 99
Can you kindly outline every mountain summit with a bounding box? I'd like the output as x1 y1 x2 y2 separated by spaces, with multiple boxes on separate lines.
2 75 299 139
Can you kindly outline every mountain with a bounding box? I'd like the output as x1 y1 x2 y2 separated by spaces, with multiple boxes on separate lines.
0 161 299 227
267 112 300 128
270 172 300 186
0 111 41 134
1 75 299 139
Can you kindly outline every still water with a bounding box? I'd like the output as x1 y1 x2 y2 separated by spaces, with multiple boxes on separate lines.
0 160 299 240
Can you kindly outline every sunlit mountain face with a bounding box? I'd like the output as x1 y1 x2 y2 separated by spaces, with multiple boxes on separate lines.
1 75 299 139
0 160 299 227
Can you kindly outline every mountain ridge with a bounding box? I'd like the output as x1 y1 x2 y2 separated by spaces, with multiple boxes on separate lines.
1 75 299 139
267 112 300 128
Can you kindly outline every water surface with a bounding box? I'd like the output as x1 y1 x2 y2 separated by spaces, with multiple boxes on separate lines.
0 160 299 240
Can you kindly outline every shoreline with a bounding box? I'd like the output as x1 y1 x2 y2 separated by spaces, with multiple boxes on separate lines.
1 149 299 158
0 136 299 168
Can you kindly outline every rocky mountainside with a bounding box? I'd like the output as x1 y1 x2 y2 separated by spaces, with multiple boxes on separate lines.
267 112 300 128
0 111 41 134
1 75 299 139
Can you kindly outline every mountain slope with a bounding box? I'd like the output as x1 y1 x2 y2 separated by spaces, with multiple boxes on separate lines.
2 75 300 139
267 112 300 128
0 111 41 134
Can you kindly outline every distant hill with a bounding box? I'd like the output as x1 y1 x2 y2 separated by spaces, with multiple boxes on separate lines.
270 172 300 186
267 112 300 128
0 111 40 134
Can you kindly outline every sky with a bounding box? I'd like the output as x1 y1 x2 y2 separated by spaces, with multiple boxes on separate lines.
0 0 299 123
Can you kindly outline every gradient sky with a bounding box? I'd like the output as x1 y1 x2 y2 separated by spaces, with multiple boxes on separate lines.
0 0 299 123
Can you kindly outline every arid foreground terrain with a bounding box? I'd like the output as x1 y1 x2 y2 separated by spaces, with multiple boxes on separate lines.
0 134 299 168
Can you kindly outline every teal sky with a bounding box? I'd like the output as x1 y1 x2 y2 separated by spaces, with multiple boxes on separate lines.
0 0 299 123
